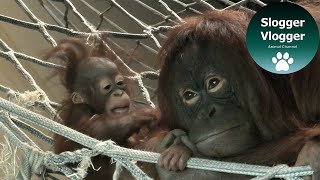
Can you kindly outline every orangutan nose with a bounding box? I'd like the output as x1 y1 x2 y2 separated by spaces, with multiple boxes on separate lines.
208 107 216 118
113 89 124 97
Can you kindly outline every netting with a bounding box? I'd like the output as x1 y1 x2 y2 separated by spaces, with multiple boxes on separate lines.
0 0 314 179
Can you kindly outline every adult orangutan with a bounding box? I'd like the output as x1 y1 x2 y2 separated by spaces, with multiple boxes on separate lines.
156 3 320 179
289 1 320 126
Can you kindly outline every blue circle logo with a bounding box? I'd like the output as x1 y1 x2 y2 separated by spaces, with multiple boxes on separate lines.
246 2 319 74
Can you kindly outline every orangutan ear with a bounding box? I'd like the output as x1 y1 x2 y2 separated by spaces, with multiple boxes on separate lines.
71 92 85 104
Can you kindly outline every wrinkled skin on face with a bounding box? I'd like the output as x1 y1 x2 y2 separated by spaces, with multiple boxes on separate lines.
74 57 131 115
156 5 320 179
157 39 263 179
166 40 261 158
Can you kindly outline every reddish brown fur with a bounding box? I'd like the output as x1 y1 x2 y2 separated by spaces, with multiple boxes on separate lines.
290 1 320 125
157 5 320 167
158 10 301 136
46 37 161 179
45 37 126 179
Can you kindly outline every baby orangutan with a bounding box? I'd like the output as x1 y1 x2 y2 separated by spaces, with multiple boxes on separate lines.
46 37 157 179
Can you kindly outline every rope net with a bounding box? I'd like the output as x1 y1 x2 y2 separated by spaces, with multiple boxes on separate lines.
0 0 313 179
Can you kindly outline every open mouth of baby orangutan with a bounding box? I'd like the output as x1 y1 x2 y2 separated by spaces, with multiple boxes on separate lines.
110 99 130 115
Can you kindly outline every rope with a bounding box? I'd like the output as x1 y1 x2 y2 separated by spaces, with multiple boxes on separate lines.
16 149 44 180
113 162 123 180
0 0 314 179
0 97 314 179
251 165 303 180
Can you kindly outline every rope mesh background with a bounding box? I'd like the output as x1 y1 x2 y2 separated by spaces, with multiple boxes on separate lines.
0 0 265 111
0 0 314 179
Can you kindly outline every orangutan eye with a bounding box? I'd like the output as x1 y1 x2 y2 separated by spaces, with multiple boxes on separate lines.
180 89 199 105
208 78 220 89
116 81 124 86
115 75 126 88
99 78 112 93
206 76 225 93
104 84 111 90
183 91 197 100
